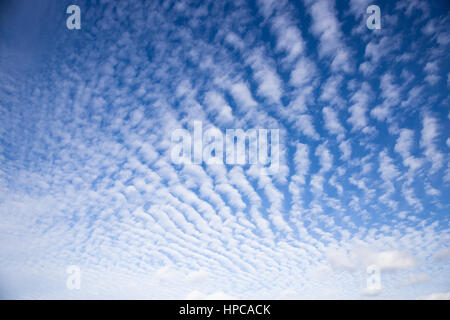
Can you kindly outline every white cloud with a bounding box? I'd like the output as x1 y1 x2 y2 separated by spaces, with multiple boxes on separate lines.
420 114 443 173
229 82 258 111
322 106 345 140
204 91 234 125
247 50 283 104
378 150 400 193
315 143 333 173
434 248 450 262
304 0 353 72
185 290 235 300
418 292 450 300
371 73 401 122
292 143 310 185
348 82 372 131
361 250 416 271
270 13 305 63
400 273 430 286
361 287 382 296
290 57 317 87
339 140 352 161
186 269 209 284
295 114 320 140
326 249 356 271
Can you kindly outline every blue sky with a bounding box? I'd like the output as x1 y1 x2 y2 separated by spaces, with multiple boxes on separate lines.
0 0 449 299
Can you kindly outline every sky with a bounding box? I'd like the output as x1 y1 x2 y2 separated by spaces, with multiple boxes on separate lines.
0 0 449 299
